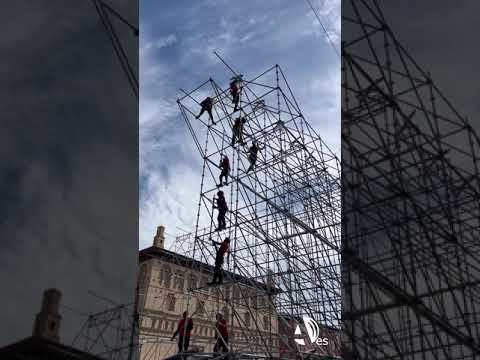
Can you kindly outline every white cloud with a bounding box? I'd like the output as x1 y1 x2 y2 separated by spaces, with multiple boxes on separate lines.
139 164 199 249
139 0 341 248
142 34 177 52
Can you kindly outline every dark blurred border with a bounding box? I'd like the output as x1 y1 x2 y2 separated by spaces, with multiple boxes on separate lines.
0 0 138 352
342 1 480 359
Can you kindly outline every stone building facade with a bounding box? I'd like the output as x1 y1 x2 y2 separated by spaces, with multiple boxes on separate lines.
138 226 280 359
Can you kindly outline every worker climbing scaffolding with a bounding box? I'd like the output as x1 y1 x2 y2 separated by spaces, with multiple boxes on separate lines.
171 311 194 354
195 96 215 124
246 141 263 173
213 313 229 353
218 154 230 187
207 237 230 285
213 191 228 231
231 117 247 146
229 75 242 112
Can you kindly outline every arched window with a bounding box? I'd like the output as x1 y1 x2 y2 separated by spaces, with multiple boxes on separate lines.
263 315 269 330
188 275 197 290
166 293 176 312
160 265 172 289
244 312 251 327
174 270 185 291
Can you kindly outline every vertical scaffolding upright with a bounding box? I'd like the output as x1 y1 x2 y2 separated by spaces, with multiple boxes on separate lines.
342 1 480 358
177 58 342 358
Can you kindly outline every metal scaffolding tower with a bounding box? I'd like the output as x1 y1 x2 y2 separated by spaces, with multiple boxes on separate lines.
172 57 342 359
342 1 480 359
72 301 139 360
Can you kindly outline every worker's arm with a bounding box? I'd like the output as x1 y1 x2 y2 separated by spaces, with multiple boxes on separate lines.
171 324 179 340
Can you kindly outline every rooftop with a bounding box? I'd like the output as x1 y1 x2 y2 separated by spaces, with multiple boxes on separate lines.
0 336 105 360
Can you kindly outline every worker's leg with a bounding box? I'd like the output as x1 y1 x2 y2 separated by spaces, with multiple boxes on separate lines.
247 156 256 173
178 336 184 353
233 94 239 111
218 266 224 284
219 211 226 229
196 107 205 119
184 336 190 352
220 170 228 185
221 336 229 352
207 108 215 124
210 263 220 284
219 170 225 185
217 212 223 230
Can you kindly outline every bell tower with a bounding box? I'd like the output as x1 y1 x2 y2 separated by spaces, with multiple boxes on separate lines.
153 225 166 249
33 288 62 342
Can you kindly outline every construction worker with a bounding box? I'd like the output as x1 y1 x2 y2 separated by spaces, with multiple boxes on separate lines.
196 96 215 124
171 311 194 353
231 117 247 146
214 191 228 231
246 141 263 173
208 237 231 285
218 154 230 187
213 313 229 353
230 79 240 112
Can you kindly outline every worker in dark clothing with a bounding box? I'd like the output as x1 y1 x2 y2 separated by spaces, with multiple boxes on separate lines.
214 191 228 231
230 79 240 112
171 311 194 353
246 141 263 173
213 313 229 353
196 97 215 124
218 154 230 187
208 237 230 286
231 117 247 146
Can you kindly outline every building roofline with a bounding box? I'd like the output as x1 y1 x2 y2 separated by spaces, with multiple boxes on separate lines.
139 246 281 294
0 336 105 359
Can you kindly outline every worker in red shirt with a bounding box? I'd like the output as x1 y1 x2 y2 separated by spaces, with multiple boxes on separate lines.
230 79 240 112
231 117 247 146
171 311 194 353
213 313 229 353
213 191 228 231
246 141 264 173
218 154 230 187
208 237 230 285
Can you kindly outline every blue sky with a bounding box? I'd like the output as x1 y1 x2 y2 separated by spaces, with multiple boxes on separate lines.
139 0 340 249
